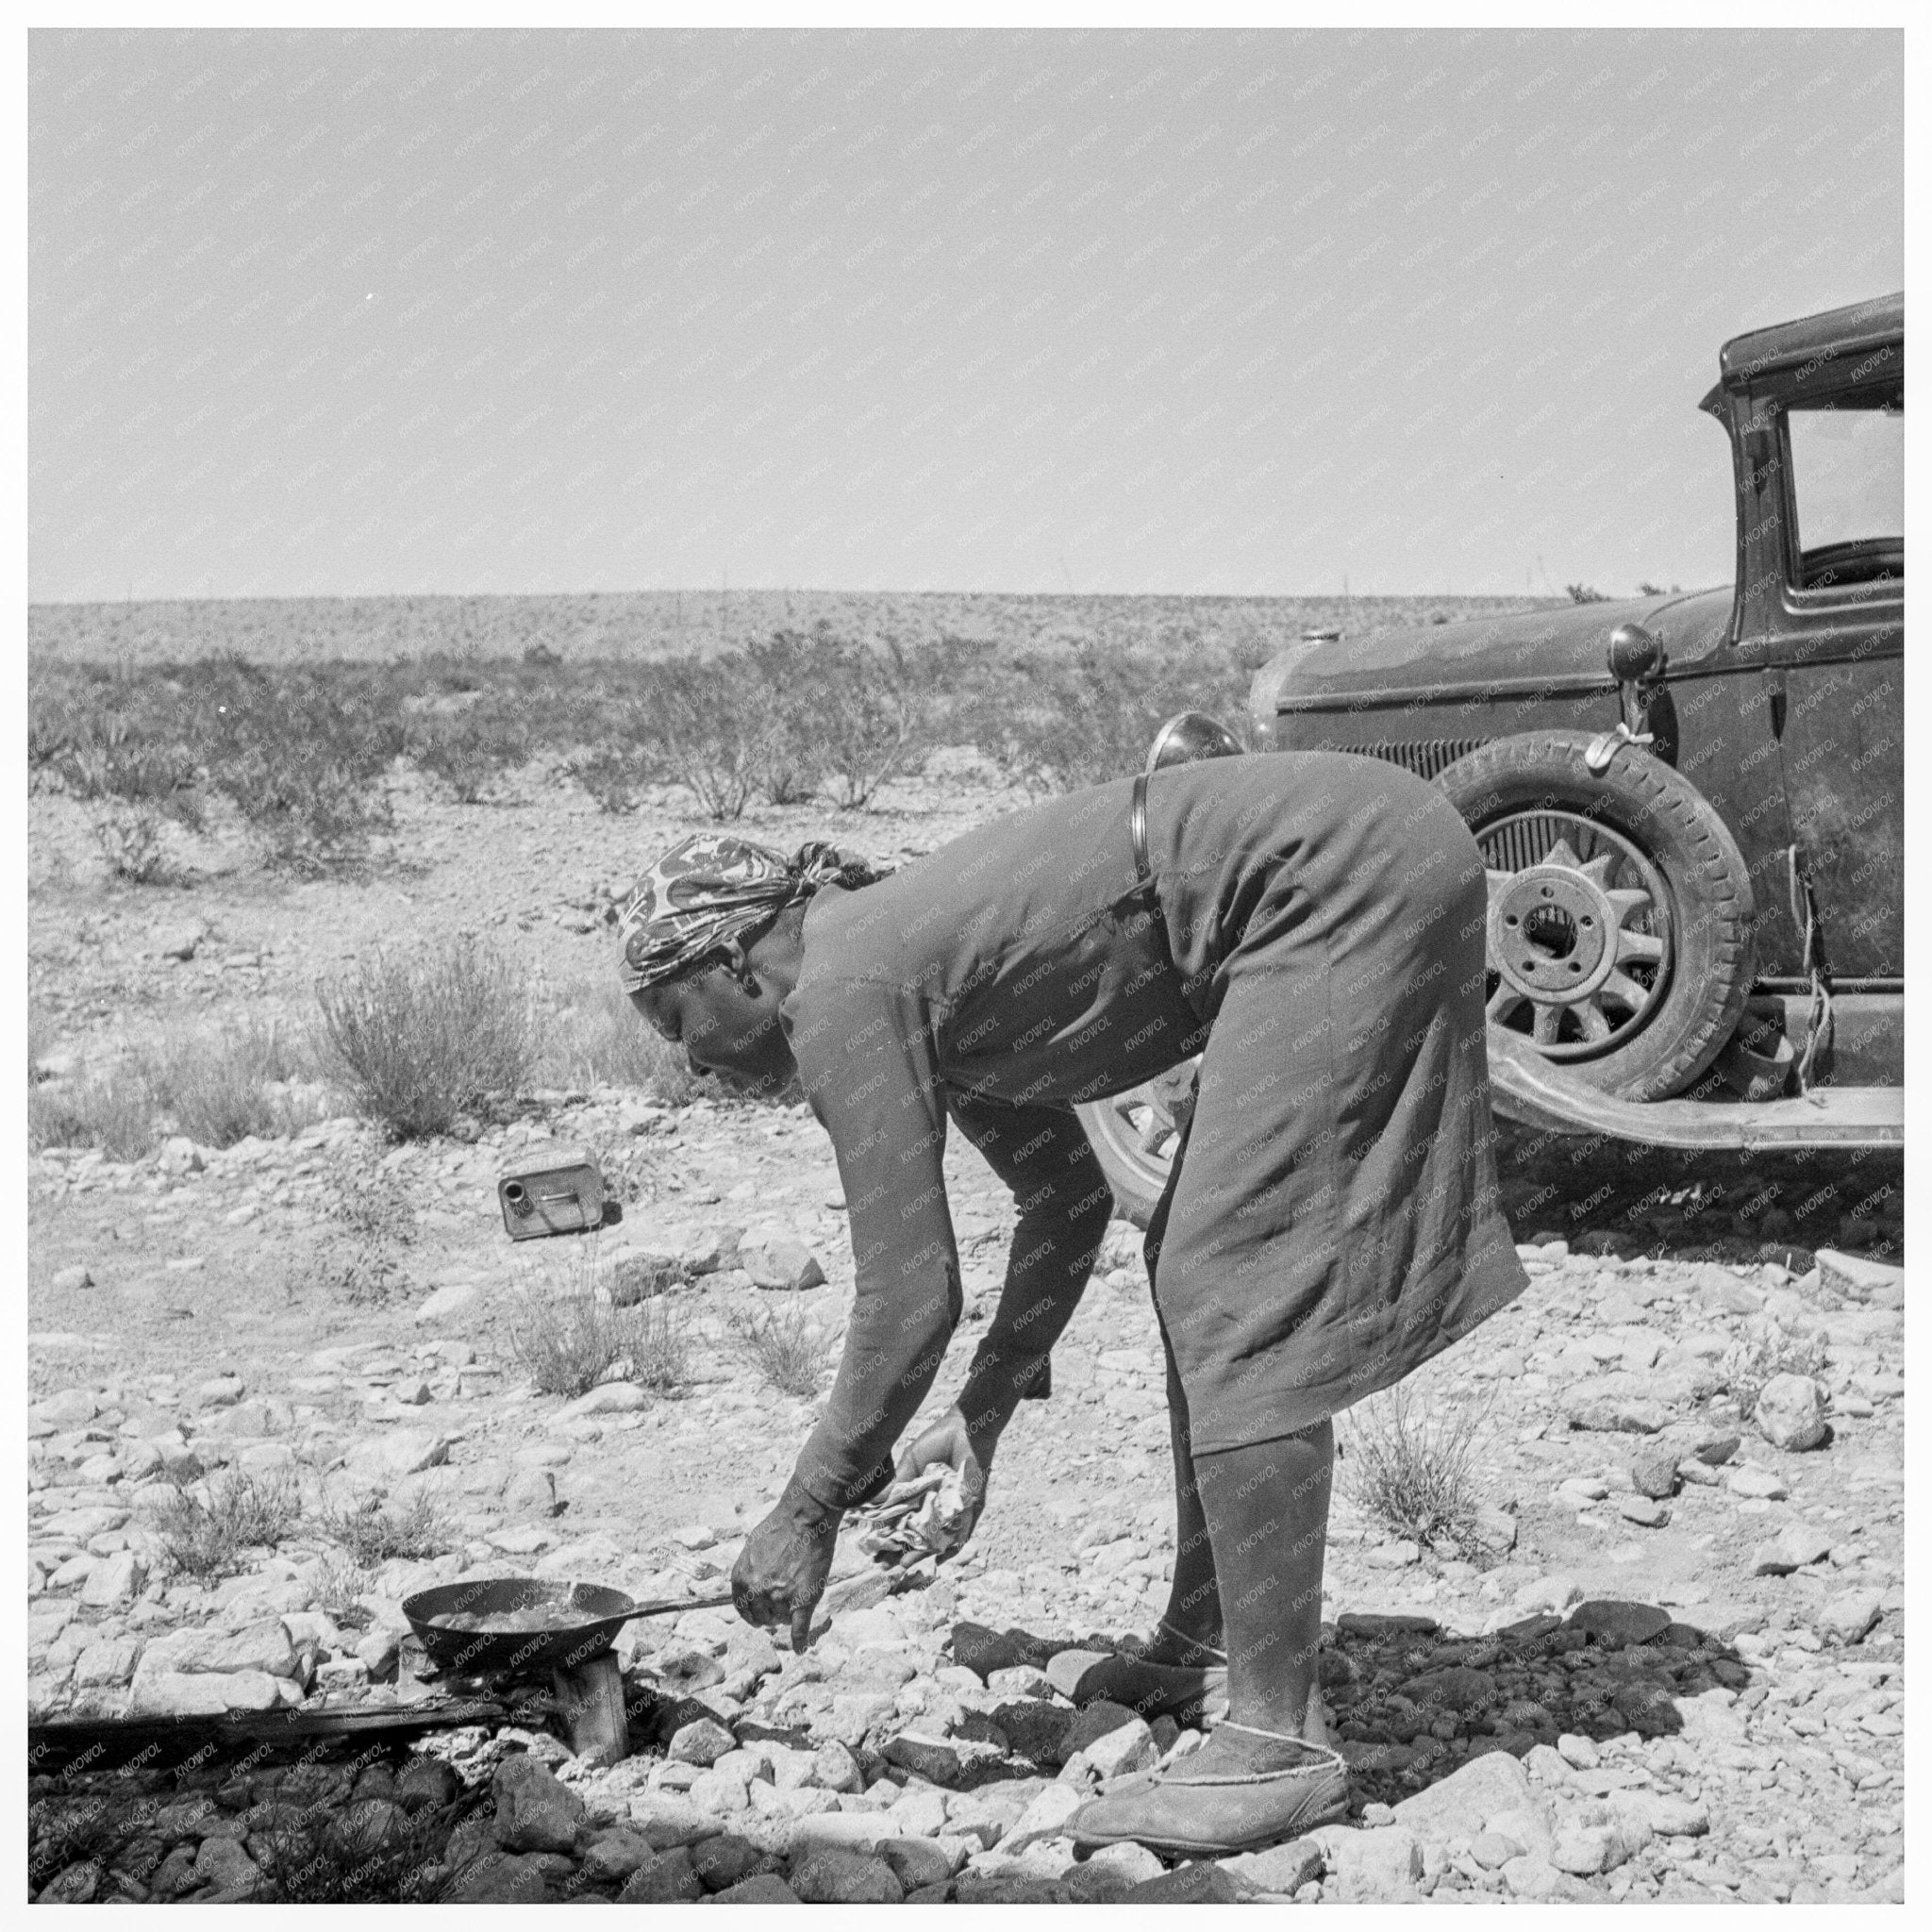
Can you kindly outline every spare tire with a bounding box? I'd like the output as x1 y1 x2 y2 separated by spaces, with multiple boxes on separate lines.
1435 728 1757 1101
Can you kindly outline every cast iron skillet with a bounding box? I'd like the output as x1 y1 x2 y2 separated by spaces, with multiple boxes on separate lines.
401 1577 735 1678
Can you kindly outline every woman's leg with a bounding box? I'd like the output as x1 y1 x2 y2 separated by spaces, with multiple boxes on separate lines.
1144 1334 1225 1664
1195 1420 1333 1750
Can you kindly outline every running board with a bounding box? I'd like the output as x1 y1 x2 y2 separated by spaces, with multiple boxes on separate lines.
1487 1032 1905 1149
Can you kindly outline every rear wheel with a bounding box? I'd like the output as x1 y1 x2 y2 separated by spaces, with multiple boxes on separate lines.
1075 1061 1197 1230
1436 729 1757 1100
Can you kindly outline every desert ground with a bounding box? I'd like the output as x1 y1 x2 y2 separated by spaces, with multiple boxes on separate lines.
26 601 1905 1905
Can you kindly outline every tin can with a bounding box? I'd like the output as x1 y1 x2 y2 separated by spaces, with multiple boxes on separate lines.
498 1142 605 1240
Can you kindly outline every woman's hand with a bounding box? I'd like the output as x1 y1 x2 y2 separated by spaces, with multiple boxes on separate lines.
732 1480 841 1652
886 1407 989 1560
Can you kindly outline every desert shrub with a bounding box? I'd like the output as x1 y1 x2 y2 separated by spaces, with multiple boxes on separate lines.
508 1284 691 1399
313 1159 417 1303
1566 583 1611 604
569 741 657 813
974 642 1250 793
1341 1383 1492 1557
746 627 933 808
407 707 533 804
139 1018 322 1148
319 1491 456 1565
151 1468 305 1580
729 1302 830 1397
92 805 169 883
27 1058 160 1160
314 937 540 1139
1724 1320 1830 1420
313 1555 374 1625
640 657 767 820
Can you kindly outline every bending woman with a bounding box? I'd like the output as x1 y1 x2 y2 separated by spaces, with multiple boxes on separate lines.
620 751 1527 1857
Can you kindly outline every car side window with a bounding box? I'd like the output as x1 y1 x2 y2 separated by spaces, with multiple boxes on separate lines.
1784 390 1904 591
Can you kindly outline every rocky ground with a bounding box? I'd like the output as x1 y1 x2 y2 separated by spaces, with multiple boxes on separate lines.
26 751 1907 1905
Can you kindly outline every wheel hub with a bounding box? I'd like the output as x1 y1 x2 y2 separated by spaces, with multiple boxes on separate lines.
1489 863 1618 1002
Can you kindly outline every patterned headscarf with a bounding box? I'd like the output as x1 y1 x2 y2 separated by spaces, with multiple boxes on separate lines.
617 835 867 992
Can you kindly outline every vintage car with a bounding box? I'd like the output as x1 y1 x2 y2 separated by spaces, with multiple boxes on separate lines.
1079 292 1903 1226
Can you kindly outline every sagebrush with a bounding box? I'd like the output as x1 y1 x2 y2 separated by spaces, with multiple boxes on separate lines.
150 1468 305 1580
729 1301 830 1397
315 937 539 1139
1341 1383 1493 1559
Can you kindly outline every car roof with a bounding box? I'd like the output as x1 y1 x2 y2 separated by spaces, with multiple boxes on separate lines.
1712 291 1903 391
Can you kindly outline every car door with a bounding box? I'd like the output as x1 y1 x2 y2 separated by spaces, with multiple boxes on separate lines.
1752 361 1905 983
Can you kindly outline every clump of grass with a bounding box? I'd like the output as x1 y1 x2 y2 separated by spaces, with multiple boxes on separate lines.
508 1279 691 1398
27 1058 161 1160
729 1301 830 1397
141 1018 324 1148
315 936 539 1139
316 1158 417 1304
320 1491 456 1566
1724 1320 1830 1420
151 1468 306 1580
1341 1384 1492 1557
313 1554 375 1626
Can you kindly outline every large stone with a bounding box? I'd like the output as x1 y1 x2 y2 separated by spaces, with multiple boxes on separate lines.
1221 1836 1324 1893
341 1428 451 1482
791 1848 905 1903
191 1836 260 1893
413 1282 482 1325
445 1852 551 1903
501 1467 559 1518
1818 1589 1884 1644
1751 1523 1834 1576
1391 1749 1533 1840
1628 1443 1682 1500
738 1232 826 1292
1083 1714 1160 1780
32 1389 99 1431
1398 1666 1496 1716
1755 1375 1830 1451
954 1622 1048 1678
625 1792 726 1851
395 1757 460 1813
1566 1600 1671 1649
883 1731 961 1785
1814 1249 1904 1307
616 1846 705 1902
1727 1463 1789 1500
128 1669 285 1717
492 1757 585 1854
999 1782 1086 1855
710 1873 801 1904
73 1637 141 1687
1317 1824 1423 1900
878 1836 962 1890
1618 1790 1708 1838
79 1549 146 1608
1062 1698 1144 1757
556 1381 650 1420
691 1833 773 1891
1565 1376 1668 1434
668 1716 737 1767
1125 1862 1252 1902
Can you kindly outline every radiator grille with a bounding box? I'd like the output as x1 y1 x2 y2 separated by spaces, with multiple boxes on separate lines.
1337 739 1486 781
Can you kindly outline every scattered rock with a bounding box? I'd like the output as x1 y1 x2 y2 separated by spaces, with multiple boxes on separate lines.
616 1846 705 1902
1818 1589 1884 1644
413 1282 482 1325
341 1428 450 1482
1125 1861 1252 1903
999 1782 1086 1855
738 1232 827 1292
1391 1748 1530 1840
667 1717 737 1768
1628 1442 1681 1499
883 1730 962 1785
1814 1249 1904 1307
1081 1714 1159 1780
557 1382 650 1420
1616 1494 1670 1527
1751 1523 1833 1576
395 1757 460 1812
790 1848 904 1904
1566 1600 1671 1649
492 1756 585 1854
1754 1375 1830 1451
78 1548 145 1607
1726 1464 1789 1500
1222 1836 1324 1892
1317 1823 1423 1901
710 1873 801 1904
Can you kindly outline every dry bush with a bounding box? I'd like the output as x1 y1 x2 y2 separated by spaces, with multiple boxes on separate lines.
746 628 934 808
313 1554 375 1625
92 804 170 883
508 1279 691 1399
407 708 534 803
319 1491 456 1565
645 658 768 820
316 1158 417 1304
27 1058 161 1160
1724 1320 1830 1420
1341 1383 1493 1557
315 937 539 1139
568 739 657 813
729 1301 830 1397
151 1468 305 1580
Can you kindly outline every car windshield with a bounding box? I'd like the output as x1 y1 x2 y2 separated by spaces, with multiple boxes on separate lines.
1787 394 1903 587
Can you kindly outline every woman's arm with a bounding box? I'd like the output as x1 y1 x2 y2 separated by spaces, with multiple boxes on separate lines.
784 975 966 1513
943 1094 1116 1459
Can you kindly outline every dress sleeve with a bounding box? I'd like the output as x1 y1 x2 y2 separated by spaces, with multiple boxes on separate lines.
786 975 962 1511
945 1093 1114 1406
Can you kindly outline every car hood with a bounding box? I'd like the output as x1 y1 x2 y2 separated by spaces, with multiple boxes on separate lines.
1252 586 1735 714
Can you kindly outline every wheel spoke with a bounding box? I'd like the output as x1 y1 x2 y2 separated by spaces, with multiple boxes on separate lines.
1604 886 1652 925
1544 837 1581 872
1487 984 1526 1024
1137 1116 1169 1156
1615 928 1665 963
1576 999 1613 1043
1580 851 1619 890
1485 868 1515 900
1531 1002 1564 1046
1600 969 1650 1012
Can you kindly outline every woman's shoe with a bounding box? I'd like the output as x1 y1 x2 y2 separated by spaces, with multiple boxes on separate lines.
1067 1723 1350 1859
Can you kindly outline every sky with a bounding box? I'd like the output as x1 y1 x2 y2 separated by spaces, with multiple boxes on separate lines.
28 26 1904 603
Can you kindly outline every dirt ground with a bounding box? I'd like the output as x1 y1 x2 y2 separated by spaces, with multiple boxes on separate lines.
26 746 1907 1905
